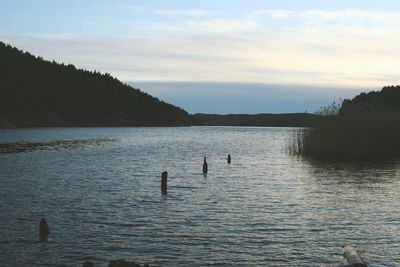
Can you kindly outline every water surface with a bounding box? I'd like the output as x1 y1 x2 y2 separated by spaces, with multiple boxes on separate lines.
0 127 399 266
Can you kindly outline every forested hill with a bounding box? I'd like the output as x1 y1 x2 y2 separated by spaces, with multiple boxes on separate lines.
340 86 400 115
0 42 195 127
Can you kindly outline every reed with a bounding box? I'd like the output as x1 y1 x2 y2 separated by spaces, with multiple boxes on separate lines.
288 111 400 160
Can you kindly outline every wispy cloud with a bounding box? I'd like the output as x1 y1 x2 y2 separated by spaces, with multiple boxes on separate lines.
152 9 215 17
149 18 257 33
250 9 400 26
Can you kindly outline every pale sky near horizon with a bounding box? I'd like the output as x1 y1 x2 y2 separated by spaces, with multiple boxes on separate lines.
2 0 400 113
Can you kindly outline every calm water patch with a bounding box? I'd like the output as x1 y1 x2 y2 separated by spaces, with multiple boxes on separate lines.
0 127 399 266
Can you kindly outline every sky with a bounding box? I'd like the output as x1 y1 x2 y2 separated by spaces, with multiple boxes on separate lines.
2 0 400 113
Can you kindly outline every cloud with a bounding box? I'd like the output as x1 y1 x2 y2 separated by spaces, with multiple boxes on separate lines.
95 4 213 18
2 9 400 89
149 18 257 33
133 81 366 114
250 9 400 26
152 9 215 17
3 27 399 89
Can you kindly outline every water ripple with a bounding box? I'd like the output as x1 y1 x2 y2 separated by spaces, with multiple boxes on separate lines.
0 127 399 266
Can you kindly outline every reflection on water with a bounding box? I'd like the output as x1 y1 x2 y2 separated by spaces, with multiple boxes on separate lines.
0 127 399 266
304 158 400 184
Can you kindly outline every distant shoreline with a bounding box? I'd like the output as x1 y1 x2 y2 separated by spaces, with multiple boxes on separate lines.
193 113 326 127
0 113 326 129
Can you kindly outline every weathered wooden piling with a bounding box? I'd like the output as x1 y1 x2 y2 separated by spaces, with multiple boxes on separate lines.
39 218 49 240
343 245 367 267
203 157 208 174
161 171 168 194
227 154 231 164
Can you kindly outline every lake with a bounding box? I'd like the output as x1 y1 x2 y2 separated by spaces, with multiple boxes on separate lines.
0 127 399 266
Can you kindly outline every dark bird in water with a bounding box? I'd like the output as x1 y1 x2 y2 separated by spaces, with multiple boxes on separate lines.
227 154 231 164
39 218 49 240
203 157 208 174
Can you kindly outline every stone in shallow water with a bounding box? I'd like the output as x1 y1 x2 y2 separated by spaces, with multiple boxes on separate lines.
108 259 148 267
82 261 94 267
343 245 367 267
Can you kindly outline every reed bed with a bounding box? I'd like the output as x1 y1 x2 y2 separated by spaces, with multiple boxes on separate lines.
288 111 400 160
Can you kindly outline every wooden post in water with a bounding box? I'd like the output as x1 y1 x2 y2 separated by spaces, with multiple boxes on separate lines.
203 157 208 174
343 245 367 267
161 171 168 194
39 218 49 240
227 154 231 164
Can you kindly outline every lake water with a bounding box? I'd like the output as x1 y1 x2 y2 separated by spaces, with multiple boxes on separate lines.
0 127 399 266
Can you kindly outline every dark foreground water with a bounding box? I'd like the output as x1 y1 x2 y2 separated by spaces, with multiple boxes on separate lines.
0 127 399 266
